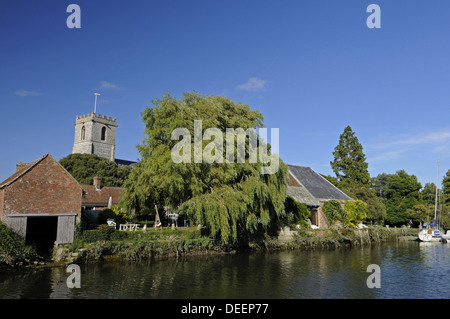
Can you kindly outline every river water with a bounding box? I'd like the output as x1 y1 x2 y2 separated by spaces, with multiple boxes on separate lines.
0 241 449 299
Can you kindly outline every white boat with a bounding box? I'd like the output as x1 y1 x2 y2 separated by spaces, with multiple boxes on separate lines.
418 228 442 242
418 229 432 242
418 162 445 243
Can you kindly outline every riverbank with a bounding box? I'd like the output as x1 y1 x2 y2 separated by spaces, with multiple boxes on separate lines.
49 225 419 266
1 225 420 269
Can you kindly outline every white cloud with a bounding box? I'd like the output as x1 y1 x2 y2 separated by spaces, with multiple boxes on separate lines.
99 81 124 90
13 90 42 97
367 128 450 163
236 77 268 92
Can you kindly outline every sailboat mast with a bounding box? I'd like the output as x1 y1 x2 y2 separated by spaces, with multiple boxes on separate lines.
435 161 439 224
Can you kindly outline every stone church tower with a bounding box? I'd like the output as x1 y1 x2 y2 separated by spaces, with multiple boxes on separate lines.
72 112 118 161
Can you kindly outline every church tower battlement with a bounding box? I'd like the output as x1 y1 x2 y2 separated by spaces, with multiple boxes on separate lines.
72 112 118 161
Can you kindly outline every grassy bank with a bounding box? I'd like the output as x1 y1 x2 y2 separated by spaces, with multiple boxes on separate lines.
257 226 419 250
53 226 228 264
53 225 419 264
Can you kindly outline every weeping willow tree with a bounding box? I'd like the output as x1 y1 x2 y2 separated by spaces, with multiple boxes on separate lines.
120 92 288 245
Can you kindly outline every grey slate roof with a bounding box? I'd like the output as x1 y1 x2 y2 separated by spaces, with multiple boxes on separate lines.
286 186 320 207
288 165 352 202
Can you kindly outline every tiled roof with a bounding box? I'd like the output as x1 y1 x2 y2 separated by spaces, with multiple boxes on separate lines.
288 165 352 202
81 185 123 206
0 154 48 189
0 153 82 191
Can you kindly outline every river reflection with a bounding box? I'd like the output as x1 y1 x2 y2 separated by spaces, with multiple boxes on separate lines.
0 241 449 299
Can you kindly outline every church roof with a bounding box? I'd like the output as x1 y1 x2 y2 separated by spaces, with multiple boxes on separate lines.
115 158 136 167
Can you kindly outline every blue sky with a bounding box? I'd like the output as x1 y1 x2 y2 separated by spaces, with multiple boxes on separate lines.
1 0 450 187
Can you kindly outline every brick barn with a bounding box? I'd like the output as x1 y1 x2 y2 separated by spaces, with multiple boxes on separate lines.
0 154 82 250
287 164 352 228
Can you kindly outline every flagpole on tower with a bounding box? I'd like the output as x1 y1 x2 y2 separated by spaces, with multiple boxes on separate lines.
94 93 101 114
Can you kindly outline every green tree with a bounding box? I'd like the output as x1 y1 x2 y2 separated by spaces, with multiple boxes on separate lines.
285 196 310 228
120 92 288 245
372 173 390 201
343 187 386 224
343 200 367 227
405 204 429 225
420 183 437 207
384 170 422 225
59 153 132 187
441 169 450 205
330 126 371 189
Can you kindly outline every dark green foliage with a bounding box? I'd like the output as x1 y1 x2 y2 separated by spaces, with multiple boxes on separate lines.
384 170 422 225
420 183 437 207
285 196 310 227
0 221 39 265
97 225 115 241
59 153 132 187
97 208 128 225
372 173 390 201
330 126 371 188
322 200 344 225
441 169 450 205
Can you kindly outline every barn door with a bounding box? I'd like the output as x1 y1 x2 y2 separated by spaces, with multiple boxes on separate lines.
56 215 76 244
7 216 27 239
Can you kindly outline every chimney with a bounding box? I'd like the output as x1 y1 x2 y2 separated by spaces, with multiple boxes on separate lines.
93 176 102 190
16 162 29 172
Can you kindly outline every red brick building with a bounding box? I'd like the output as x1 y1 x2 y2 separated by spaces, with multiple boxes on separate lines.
287 164 352 228
0 153 82 245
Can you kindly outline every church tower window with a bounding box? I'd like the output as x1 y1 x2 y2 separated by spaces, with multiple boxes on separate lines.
101 126 106 141
81 126 86 140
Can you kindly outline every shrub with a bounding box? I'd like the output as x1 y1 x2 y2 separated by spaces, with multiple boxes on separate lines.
76 229 102 242
323 200 344 225
343 200 367 227
110 230 129 241
98 224 115 241
0 221 39 265
284 196 310 227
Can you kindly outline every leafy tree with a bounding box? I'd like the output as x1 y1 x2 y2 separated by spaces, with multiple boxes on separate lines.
441 169 450 205
343 187 386 224
343 200 367 227
59 153 132 187
420 183 437 207
120 92 288 245
285 196 310 228
405 204 429 225
330 126 371 189
372 173 390 201
384 170 422 225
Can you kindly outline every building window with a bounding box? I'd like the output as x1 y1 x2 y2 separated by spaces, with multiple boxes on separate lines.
101 126 106 141
81 126 86 140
